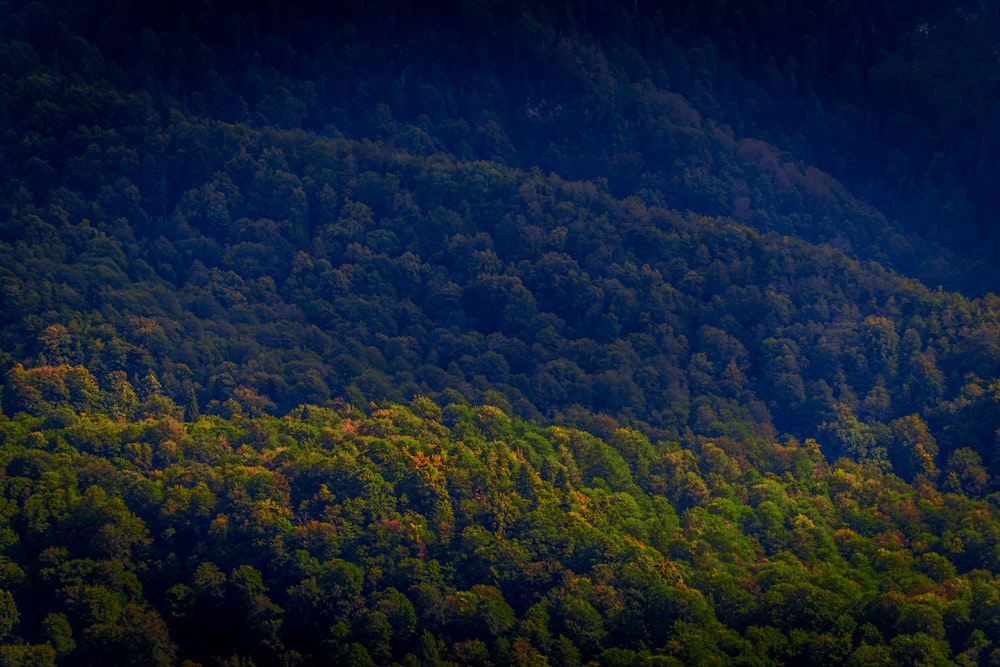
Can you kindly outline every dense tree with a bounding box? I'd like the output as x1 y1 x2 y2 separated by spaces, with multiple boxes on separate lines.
0 385 996 662
5 0 1000 663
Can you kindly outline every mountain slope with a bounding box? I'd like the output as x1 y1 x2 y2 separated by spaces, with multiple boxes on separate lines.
3 81 999 474
1 396 999 664
4 0 1000 664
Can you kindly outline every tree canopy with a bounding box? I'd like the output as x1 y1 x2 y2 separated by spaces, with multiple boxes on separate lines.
4 0 1000 663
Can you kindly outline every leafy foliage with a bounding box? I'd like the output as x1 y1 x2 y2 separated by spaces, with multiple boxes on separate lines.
4 0 1000 663
0 398 997 664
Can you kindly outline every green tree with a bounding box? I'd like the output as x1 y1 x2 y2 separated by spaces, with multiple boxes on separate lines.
40 612 75 657
943 448 988 497
0 590 17 641
889 414 939 483
821 404 884 463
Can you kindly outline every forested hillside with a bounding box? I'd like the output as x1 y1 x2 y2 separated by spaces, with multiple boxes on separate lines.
3 0 1000 664
2 396 1000 665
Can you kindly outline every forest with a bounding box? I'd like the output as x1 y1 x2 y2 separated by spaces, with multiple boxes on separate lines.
3 0 1000 664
